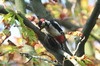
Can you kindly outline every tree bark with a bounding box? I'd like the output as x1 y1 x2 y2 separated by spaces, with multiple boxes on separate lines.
30 0 53 20
74 0 100 57
15 0 26 13
55 19 80 31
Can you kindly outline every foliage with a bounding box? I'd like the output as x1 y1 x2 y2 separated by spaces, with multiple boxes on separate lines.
0 0 100 66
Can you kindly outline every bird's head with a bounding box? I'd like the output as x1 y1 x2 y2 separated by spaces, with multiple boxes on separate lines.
38 18 49 30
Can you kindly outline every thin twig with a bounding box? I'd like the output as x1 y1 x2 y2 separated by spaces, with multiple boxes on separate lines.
20 53 59 65
57 50 80 66
74 36 85 55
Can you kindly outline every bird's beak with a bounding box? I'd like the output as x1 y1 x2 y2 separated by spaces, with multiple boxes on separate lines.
38 21 45 31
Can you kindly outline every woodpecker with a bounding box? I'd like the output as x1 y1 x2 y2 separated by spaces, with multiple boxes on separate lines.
38 18 65 44
38 19 72 55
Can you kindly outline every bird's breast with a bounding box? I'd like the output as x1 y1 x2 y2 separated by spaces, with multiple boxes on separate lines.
45 25 61 36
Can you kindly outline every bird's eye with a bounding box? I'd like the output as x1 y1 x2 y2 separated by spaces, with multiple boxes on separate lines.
38 21 45 27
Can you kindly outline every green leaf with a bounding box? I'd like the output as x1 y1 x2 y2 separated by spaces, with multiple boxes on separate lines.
21 27 28 38
9 15 15 25
16 14 37 44
77 60 86 66
32 58 39 63
16 14 23 26
3 13 13 21
83 59 92 64
3 50 11 54
5 8 15 14
3 29 10 36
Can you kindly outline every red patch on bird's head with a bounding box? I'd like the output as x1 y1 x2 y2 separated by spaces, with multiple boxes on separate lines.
40 18 45 22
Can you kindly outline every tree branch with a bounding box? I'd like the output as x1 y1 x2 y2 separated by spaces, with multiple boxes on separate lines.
55 19 80 31
15 0 26 13
0 6 8 14
0 5 79 65
20 53 59 65
74 0 100 57
30 0 53 20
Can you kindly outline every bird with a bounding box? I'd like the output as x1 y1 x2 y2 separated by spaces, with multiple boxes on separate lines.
38 18 72 55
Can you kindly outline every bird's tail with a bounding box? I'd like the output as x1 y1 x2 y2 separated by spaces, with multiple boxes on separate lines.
62 39 73 56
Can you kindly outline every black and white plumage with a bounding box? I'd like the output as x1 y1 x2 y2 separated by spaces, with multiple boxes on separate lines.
38 19 72 55
38 19 63 36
